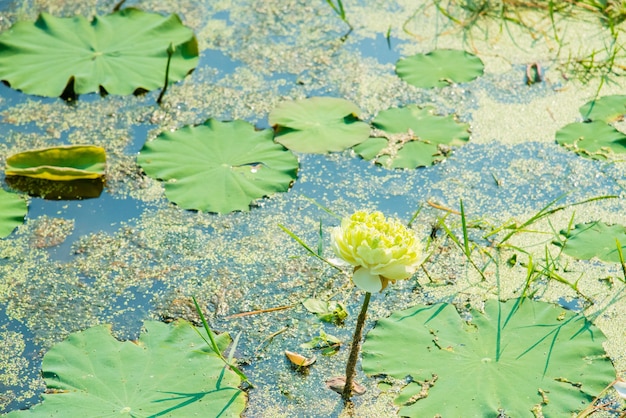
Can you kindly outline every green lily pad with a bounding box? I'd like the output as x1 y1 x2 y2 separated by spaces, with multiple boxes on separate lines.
269 97 371 153
300 330 341 355
5 145 106 180
302 298 348 324
353 105 470 168
396 49 484 88
0 8 198 97
137 119 298 213
554 221 626 263
579 95 626 122
6 320 245 417
555 121 626 159
362 298 614 417
0 188 27 238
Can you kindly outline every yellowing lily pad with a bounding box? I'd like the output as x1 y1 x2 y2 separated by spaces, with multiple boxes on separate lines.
137 119 299 213
555 121 626 160
269 97 371 153
0 188 27 238
362 298 614 417
6 145 106 181
354 105 470 169
6 320 246 417
396 49 484 88
0 8 198 97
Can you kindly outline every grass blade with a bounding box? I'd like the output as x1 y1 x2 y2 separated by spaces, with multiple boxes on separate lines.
278 223 342 271
336 0 346 20
192 296 221 356
438 216 487 281
192 297 251 385
301 195 341 219
491 194 617 244
460 199 470 257
616 238 626 283
317 218 323 257
228 331 242 365
407 203 423 229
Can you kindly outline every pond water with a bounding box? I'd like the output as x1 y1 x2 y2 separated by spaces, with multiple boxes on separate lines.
1 1 626 417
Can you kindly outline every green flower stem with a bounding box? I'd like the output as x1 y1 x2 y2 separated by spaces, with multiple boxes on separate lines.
342 291 371 402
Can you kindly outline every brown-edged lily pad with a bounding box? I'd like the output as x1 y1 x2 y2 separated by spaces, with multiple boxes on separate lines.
555 121 626 160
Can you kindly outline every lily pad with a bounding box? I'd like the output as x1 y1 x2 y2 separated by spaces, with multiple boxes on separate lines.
579 95 626 122
554 221 626 263
396 49 484 88
5 145 106 180
0 8 198 97
0 188 27 238
269 97 371 153
353 105 470 168
555 121 626 159
6 320 245 417
137 119 298 213
302 298 348 324
362 298 614 417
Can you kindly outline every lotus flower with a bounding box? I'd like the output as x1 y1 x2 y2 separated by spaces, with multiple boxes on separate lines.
331 210 422 292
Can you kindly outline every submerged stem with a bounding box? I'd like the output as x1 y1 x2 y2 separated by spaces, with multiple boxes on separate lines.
342 291 371 402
